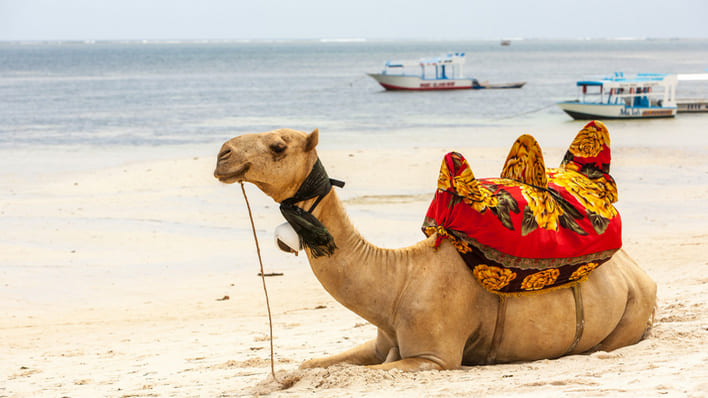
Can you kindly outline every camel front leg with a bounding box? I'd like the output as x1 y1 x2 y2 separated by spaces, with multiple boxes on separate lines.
368 357 444 372
299 339 381 369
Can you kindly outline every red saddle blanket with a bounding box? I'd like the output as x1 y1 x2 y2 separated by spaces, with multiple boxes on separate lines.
423 121 622 295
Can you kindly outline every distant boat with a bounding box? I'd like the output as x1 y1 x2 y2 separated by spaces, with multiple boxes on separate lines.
367 52 526 91
500 40 512 46
557 73 678 119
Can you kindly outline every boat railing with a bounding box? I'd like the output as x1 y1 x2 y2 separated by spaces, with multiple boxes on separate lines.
579 85 671 107
577 74 677 107
380 53 467 80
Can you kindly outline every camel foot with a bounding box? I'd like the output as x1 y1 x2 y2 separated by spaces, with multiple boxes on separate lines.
299 358 326 369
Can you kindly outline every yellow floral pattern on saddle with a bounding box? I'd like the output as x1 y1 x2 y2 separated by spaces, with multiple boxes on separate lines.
473 264 517 291
423 121 621 296
438 156 498 213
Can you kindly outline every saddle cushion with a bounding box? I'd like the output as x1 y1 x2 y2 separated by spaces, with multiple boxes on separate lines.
423 122 622 295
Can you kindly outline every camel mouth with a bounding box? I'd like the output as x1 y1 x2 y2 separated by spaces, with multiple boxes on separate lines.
214 163 251 184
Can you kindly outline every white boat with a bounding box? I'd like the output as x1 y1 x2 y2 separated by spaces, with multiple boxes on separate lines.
367 52 525 91
557 73 678 120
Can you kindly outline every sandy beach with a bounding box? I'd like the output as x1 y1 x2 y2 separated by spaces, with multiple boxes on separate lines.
2 120 707 397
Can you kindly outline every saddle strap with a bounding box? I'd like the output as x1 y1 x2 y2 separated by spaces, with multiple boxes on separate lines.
563 284 585 356
486 284 585 364
485 296 507 365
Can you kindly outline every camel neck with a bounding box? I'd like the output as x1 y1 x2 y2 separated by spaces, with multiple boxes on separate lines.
302 189 409 330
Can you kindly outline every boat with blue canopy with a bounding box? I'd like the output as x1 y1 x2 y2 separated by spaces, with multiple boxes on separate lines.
557 73 678 119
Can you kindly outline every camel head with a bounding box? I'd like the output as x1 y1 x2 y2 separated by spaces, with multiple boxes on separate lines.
214 128 320 202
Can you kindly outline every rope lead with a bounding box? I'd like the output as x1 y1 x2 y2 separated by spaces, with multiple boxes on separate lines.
241 182 282 385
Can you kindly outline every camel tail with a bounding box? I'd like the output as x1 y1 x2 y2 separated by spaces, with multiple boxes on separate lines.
641 305 658 340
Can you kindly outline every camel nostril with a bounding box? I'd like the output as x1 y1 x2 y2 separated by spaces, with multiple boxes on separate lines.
218 149 232 162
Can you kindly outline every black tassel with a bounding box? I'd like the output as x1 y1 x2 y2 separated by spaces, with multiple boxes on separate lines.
280 204 337 258
278 158 342 258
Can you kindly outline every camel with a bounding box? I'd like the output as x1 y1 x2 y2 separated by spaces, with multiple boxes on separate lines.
213 127 657 372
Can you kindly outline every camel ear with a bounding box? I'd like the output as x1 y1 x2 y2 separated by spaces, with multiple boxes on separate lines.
305 128 319 152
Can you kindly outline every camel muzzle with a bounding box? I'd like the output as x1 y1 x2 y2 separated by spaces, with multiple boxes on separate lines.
214 161 251 183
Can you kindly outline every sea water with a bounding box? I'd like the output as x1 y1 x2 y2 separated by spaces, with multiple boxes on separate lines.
1 39 707 151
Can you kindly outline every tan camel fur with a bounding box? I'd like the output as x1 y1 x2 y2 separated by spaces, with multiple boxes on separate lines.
214 128 657 372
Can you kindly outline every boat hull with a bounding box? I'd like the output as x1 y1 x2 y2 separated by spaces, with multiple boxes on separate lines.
368 73 472 90
557 101 677 120
368 73 525 91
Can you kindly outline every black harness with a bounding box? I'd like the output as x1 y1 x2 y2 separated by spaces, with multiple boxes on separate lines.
279 158 344 258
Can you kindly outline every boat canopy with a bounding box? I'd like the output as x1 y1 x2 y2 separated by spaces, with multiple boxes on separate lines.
577 73 672 87
572 72 677 107
576 81 603 86
418 52 465 66
380 52 468 80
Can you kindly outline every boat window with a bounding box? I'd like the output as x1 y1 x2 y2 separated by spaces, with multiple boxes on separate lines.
579 84 603 101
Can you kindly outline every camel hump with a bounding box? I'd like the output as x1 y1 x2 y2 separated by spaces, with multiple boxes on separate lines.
560 120 618 203
501 134 547 188
437 152 496 211
437 151 478 192
560 120 611 173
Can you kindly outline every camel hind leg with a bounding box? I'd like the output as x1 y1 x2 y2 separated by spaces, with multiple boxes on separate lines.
595 255 657 351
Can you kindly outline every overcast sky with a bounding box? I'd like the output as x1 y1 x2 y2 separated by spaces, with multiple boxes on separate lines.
1 0 707 41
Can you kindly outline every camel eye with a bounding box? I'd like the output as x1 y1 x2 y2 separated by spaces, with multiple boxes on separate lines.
270 142 287 154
